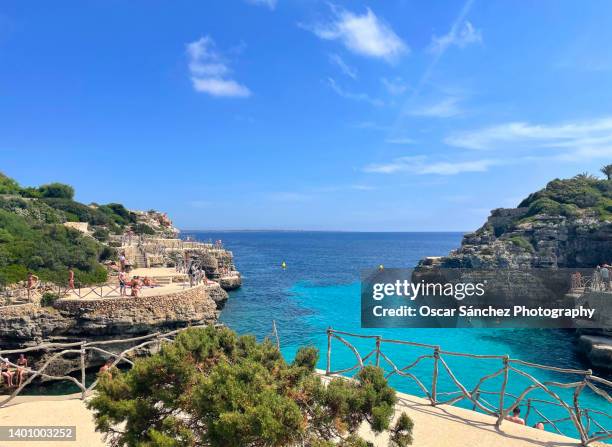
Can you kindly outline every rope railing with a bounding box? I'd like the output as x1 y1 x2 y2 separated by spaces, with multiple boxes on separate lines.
325 327 611 446
0 324 223 408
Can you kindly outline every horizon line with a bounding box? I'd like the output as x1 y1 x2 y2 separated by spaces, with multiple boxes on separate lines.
179 229 470 233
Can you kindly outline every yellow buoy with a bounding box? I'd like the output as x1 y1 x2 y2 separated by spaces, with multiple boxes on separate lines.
281 261 287 269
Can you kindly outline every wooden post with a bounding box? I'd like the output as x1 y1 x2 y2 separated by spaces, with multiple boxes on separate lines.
80 344 86 400
573 370 591 446
525 398 531 425
496 355 510 427
431 346 440 405
326 327 332 375
272 320 280 350
375 336 381 367
473 391 480 411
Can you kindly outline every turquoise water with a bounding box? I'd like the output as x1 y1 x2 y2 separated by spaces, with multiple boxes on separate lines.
187 231 611 440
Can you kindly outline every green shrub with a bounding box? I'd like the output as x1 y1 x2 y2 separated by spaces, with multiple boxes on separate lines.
40 292 60 307
133 223 155 235
88 327 412 447
42 198 111 225
508 236 534 252
92 227 110 242
38 182 75 199
0 173 22 195
0 264 27 286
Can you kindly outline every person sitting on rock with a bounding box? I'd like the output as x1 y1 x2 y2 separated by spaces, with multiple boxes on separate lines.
0 359 15 388
534 421 545 430
16 354 28 387
505 407 525 425
130 276 141 297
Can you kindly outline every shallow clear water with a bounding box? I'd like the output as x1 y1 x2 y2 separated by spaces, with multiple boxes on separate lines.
187 230 611 440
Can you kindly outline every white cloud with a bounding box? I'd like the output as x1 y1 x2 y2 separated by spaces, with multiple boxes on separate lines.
408 97 463 118
444 117 612 160
186 36 251 98
429 20 482 54
327 77 384 106
306 7 407 62
385 137 415 145
244 0 277 10
363 155 498 175
329 53 357 79
381 77 408 95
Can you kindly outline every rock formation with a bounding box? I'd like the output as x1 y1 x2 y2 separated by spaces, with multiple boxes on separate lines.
418 174 612 370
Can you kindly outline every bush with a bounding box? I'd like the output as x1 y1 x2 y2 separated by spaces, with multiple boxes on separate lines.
38 182 75 199
40 292 59 307
42 198 111 225
92 227 110 242
0 264 27 286
133 223 155 235
508 236 534 252
0 210 108 286
0 173 22 195
88 327 413 447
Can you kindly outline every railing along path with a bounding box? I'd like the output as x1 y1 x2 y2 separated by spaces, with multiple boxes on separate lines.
325 328 611 446
0 325 222 408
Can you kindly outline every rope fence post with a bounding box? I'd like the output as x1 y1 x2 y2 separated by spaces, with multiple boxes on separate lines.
431 346 440 405
375 336 381 368
496 355 510 427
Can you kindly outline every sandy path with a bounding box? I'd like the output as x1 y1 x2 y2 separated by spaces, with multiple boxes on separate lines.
0 395 105 447
1 389 598 447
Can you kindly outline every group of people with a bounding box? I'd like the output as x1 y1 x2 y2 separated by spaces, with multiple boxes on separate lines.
188 262 208 287
0 354 28 388
594 264 612 291
118 271 158 297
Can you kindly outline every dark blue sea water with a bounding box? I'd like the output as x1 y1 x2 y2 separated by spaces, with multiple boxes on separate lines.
185 231 611 439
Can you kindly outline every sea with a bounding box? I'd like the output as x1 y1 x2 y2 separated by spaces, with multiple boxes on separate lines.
185 230 611 440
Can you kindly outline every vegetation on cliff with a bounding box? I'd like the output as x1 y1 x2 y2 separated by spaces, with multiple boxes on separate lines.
89 326 414 447
0 172 138 286
518 171 612 221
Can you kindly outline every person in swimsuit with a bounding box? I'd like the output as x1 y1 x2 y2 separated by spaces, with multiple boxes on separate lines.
119 271 127 296
27 272 39 289
505 407 525 425
99 359 114 378
130 276 141 297
15 354 28 387
68 269 75 289
1 359 15 387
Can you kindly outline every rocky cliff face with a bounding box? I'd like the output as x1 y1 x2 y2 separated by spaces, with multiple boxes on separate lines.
0 284 228 378
431 207 612 269
0 284 227 348
418 175 612 370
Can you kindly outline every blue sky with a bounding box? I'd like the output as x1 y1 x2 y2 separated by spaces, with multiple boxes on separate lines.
1 0 612 231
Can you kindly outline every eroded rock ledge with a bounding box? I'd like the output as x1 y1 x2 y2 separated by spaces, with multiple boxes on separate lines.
0 284 227 348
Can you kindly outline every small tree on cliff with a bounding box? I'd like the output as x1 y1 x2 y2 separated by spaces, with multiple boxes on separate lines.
601 164 612 180
88 326 414 447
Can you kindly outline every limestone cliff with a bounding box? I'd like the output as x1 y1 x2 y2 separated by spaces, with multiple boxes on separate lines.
0 284 227 348
419 174 612 370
